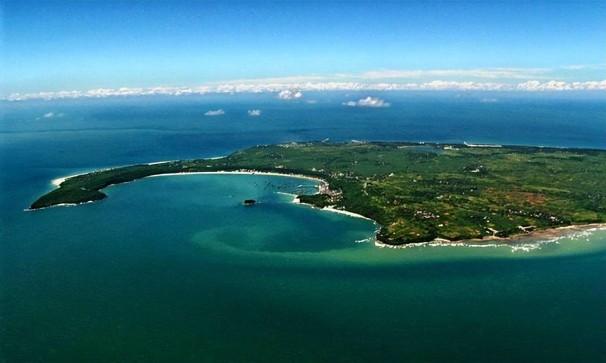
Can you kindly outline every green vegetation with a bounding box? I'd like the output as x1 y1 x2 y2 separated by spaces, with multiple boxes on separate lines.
31 142 606 245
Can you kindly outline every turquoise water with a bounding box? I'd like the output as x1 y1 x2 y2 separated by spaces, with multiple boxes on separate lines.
2 94 606 362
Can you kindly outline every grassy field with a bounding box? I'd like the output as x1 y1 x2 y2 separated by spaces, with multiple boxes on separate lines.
31 142 606 245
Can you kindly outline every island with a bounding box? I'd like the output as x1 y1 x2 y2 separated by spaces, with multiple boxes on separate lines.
30 141 606 246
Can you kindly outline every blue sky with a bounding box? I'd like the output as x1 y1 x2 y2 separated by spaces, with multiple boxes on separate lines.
2 0 605 98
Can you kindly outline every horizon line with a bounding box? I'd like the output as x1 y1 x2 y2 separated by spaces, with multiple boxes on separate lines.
5 79 606 101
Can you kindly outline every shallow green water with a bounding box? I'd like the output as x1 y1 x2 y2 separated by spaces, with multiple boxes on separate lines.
3 174 606 362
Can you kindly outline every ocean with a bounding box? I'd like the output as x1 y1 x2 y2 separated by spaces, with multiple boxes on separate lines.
2 92 606 362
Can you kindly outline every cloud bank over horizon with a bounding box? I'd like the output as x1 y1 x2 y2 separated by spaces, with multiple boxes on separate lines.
4 69 606 101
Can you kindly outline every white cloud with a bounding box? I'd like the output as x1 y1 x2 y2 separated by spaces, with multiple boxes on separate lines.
343 96 390 108
204 109 225 116
415 80 509 91
517 80 606 91
247 109 262 116
5 77 606 101
277 89 303 100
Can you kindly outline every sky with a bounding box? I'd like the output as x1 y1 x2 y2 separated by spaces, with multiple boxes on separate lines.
2 0 606 99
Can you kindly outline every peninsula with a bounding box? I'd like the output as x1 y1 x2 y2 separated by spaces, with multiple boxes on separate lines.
31 142 606 245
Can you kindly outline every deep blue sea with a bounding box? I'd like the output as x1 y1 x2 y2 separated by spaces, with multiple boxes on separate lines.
2 92 606 362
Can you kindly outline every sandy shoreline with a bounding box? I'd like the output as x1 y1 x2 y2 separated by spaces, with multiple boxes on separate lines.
147 171 371 221
291 194 374 221
319 206 375 221
146 170 329 186
50 156 229 187
51 173 85 187
375 223 606 250
47 169 374 223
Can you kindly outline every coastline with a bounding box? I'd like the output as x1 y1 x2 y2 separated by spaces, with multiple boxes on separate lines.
146 170 329 186
292 193 375 221
37 167 606 250
320 206 375 221
375 223 606 251
150 171 604 250
24 200 96 212
51 173 87 187
50 155 229 188
44 169 371 224
147 171 371 222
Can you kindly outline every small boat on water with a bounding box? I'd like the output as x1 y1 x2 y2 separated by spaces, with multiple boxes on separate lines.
243 199 256 206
